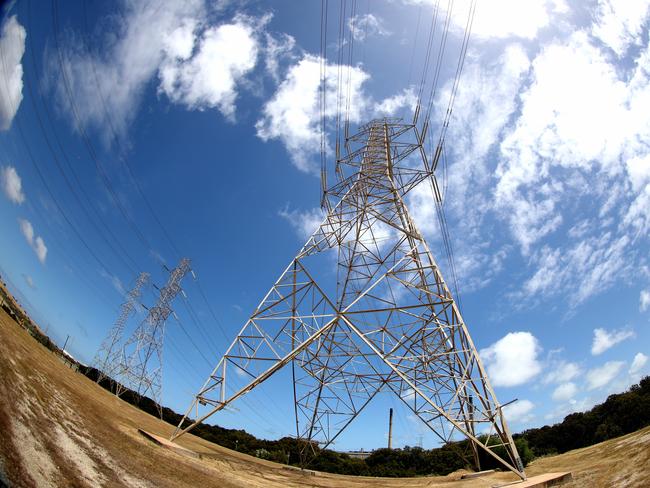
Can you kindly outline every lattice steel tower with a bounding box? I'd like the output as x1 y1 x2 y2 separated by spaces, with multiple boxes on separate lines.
115 258 191 410
172 120 526 480
93 272 149 385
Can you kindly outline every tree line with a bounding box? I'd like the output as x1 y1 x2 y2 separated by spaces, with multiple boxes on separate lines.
83 360 649 477
2 298 648 478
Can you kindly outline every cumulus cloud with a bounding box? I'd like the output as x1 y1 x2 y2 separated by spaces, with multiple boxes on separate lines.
496 32 629 252
348 14 390 42
480 332 542 387
503 399 535 424
47 1 272 140
255 54 370 173
641 289 650 312
630 352 648 376
493 27 650 307
0 15 26 130
263 32 296 82
591 327 635 355
373 88 417 117
407 45 529 291
402 0 567 40
586 361 625 390
543 360 581 384
18 218 47 264
158 15 261 118
388 5 650 306
0 165 25 204
592 0 650 56
625 154 650 193
46 0 207 141
552 382 578 402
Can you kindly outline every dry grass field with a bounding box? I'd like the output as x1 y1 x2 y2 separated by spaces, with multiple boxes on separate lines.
0 308 648 487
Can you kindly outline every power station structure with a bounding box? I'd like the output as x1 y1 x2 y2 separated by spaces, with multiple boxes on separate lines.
170 119 526 480
93 272 149 385
114 258 191 411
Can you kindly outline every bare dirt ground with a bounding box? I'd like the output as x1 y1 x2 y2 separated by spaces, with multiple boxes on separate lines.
0 308 648 487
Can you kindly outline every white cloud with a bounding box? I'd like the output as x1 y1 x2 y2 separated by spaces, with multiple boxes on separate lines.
255 54 370 173
22 274 35 289
47 1 273 138
496 32 631 251
395 10 650 305
47 0 207 140
543 360 581 384
503 399 535 424
263 32 296 82
586 361 625 390
279 206 324 241
0 15 26 130
625 154 650 192
480 332 542 387
592 0 650 56
624 183 650 237
591 327 635 355
158 15 260 118
373 88 417 117
162 18 197 60
0 165 25 204
33 237 47 265
18 218 47 264
630 352 648 376
520 230 632 307
407 45 529 291
99 268 126 297
493 28 650 307
403 0 566 40
552 382 578 402
402 387 416 402
641 289 650 312
19 218 34 244
631 355 650 382
348 14 390 42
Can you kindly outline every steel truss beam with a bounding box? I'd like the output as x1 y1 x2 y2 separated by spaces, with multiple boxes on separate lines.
172 119 526 480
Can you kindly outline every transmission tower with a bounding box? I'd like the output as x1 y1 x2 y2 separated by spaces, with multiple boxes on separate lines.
93 272 149 385
115 258 191 412
171 119 526 480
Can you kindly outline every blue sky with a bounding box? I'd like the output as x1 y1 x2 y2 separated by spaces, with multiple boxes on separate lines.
0 0 649 452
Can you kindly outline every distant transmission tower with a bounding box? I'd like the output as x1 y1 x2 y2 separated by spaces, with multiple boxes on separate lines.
93 272 149 385
172 120 526 480
115 258 190 412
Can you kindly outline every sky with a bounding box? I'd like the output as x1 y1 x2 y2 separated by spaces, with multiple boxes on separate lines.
0 0 649 452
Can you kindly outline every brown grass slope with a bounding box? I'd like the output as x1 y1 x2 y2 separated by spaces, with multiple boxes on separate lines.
0 308 648 487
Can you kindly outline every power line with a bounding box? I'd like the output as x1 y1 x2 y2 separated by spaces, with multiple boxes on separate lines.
0 41 130 289
51 0 155 256
22 4 141 278
80 0 183 261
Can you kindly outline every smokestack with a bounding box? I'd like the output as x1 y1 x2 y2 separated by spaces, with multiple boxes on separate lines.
388 408 393 449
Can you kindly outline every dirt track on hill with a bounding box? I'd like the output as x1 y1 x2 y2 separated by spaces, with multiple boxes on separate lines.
0 309 648 487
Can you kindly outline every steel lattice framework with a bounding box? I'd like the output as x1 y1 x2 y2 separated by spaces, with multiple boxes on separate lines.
115 258 191 410
93 272 149 385
172 119 525 480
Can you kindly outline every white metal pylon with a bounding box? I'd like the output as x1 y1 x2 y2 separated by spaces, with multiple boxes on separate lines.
172 119 526 480
115 258 191 412
93 272 149 385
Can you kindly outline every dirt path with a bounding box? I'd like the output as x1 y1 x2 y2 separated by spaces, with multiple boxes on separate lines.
0 309 648 487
